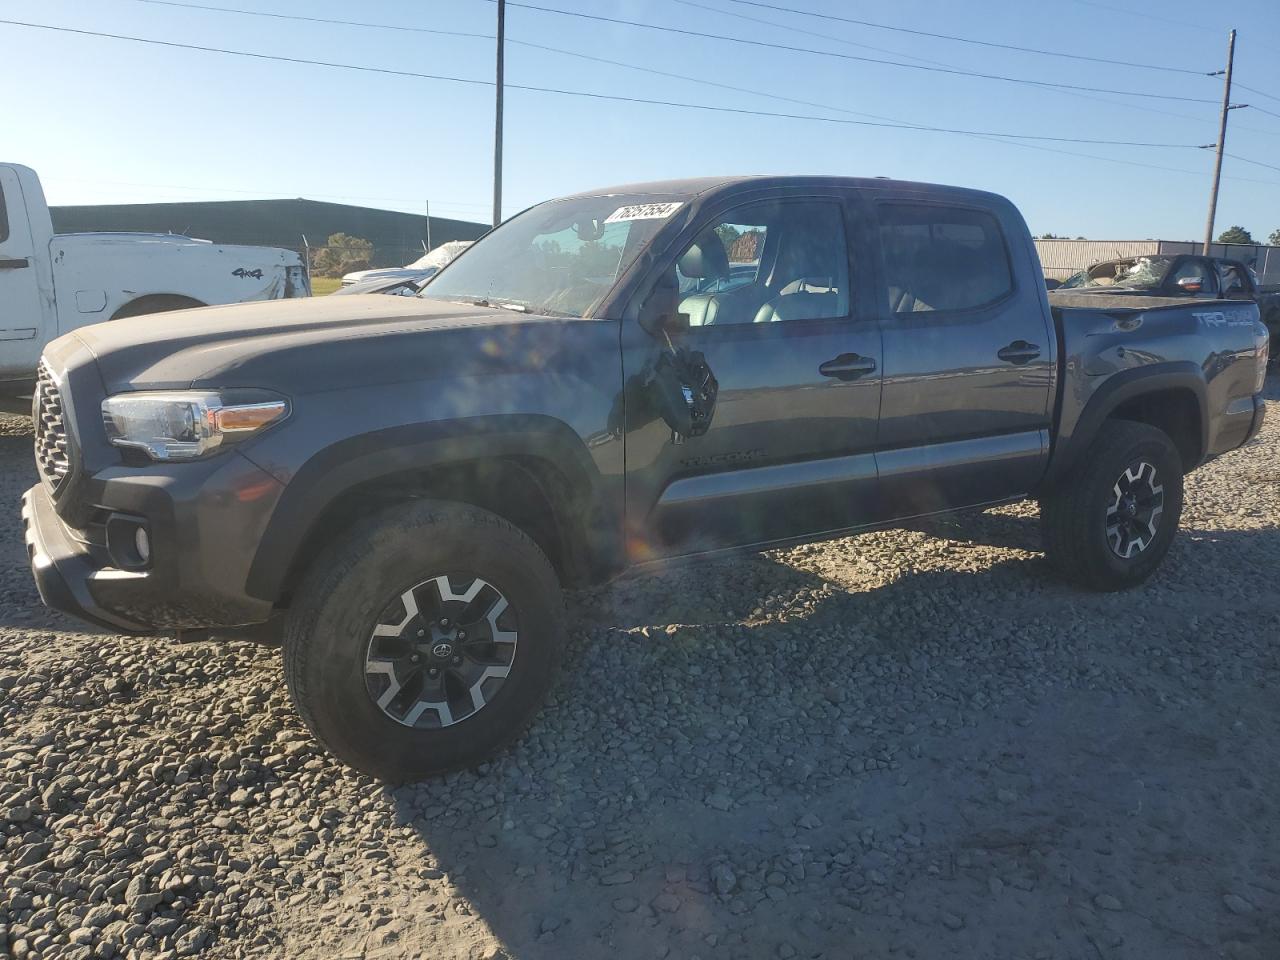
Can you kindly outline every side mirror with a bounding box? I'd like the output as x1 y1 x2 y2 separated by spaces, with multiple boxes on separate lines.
1176 276 1204 293
1044 277 1062 291
637 272 688 337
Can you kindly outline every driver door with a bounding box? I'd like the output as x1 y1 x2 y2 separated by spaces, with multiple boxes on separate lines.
621 194 884 562
0 166 45 382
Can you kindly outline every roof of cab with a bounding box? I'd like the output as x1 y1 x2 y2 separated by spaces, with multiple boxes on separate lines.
560 174 1006 205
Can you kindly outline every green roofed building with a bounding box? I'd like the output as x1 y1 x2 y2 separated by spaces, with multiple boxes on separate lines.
50 198 488 269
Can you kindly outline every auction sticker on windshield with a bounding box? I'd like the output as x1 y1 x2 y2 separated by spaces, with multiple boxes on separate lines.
604 202 684 223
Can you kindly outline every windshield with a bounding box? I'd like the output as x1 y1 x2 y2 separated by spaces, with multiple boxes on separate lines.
419 194 686 317
1066 256 1174 291
406 240 472 270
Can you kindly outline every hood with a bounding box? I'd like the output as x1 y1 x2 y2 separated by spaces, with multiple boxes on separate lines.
70 295 574 394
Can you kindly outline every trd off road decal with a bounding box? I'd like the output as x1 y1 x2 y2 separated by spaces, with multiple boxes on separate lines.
1194 309 1253 328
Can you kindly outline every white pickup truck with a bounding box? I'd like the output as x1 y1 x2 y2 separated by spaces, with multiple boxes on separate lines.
0 163 310 407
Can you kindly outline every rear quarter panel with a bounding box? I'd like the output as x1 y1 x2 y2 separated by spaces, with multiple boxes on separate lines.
1047 294 1264 479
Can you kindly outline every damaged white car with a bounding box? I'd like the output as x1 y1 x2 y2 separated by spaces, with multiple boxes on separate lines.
0 163 310 408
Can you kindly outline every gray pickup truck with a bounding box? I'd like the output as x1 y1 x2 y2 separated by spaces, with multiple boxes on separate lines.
22 176 1270 780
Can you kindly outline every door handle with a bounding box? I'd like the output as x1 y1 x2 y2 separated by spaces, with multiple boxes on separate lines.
0 257 29 270
819 353 877 380
997 340 1041 365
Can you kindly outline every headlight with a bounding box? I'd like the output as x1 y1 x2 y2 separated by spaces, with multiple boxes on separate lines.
102 390 289 461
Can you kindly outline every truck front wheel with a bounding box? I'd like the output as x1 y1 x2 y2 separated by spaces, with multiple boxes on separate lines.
1040 420 1184 591
282 500 564 782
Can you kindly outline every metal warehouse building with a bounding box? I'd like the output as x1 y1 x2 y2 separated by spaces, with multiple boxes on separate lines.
1036 238 1280 285
49 198 489 268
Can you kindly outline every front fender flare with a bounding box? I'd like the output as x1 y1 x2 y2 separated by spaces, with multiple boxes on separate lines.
244 415 609 602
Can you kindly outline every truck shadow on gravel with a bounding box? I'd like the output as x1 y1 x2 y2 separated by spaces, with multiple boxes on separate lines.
382 517 1280 960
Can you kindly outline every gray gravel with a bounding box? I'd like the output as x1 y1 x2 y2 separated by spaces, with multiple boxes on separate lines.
2 374 1278 960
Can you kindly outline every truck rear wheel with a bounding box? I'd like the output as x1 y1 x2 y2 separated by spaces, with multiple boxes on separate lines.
282 500 564 782
110 294 204 320
1040 420 1184 591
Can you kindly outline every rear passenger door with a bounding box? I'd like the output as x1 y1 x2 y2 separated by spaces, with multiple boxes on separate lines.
873 199 1055 518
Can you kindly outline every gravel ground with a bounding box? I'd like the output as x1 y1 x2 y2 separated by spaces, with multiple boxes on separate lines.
2 375 1278 960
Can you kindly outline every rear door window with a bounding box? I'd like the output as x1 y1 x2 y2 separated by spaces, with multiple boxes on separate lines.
878 204 1012 313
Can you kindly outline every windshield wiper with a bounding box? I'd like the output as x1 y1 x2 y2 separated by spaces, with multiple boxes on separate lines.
461 296 530 313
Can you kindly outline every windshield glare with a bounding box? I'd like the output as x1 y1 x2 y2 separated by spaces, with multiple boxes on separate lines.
419 194 686 317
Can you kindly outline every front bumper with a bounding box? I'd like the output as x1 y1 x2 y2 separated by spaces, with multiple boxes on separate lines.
23 484 144 632
22 449 285 634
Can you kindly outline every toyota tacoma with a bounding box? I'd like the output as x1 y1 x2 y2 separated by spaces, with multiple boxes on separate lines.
22 176 1270 780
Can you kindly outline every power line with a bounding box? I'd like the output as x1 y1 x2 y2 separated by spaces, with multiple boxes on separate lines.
681 0 1280 139
0 18 1215 148
129 0 492 40
1235 81 1280 105
670 0 1241 135
1224 153 1280 175
17 11 1279 192
477 0 1220 103
506 33 1280 187
122 0 1213 146
1243 103 1280 121
715 0 1210 75
124 0 1262 141
1062 0 1201 31
670 0 967 77
124 0 1218 132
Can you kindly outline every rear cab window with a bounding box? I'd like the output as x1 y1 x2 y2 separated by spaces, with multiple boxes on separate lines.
1170 259 1218 295
877 203 1012 314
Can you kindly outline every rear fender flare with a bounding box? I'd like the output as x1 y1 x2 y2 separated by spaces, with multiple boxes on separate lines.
1042 362 1208 486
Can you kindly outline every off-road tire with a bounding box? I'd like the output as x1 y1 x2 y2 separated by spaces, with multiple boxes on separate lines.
1040 420 1184 592
283 500 564 782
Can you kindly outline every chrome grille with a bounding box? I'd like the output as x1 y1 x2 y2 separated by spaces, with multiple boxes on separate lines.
34 361 71 492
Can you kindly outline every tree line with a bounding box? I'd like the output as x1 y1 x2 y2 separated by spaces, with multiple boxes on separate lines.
1037 228 1280 245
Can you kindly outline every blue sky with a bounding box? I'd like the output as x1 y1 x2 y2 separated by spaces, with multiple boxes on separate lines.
4 0 1279 240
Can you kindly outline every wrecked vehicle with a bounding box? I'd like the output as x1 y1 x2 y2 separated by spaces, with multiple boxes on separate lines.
0 163 309 407
340 240 473 289
1060 253 1280 342
22 176 1270 780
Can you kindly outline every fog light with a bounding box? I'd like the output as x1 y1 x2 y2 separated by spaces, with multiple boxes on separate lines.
135 526 151 564
105 514 151 570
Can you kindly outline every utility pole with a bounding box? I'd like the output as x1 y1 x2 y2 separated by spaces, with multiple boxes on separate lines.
425 199 432 252
493 0 505 228
1203 28 1237 255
